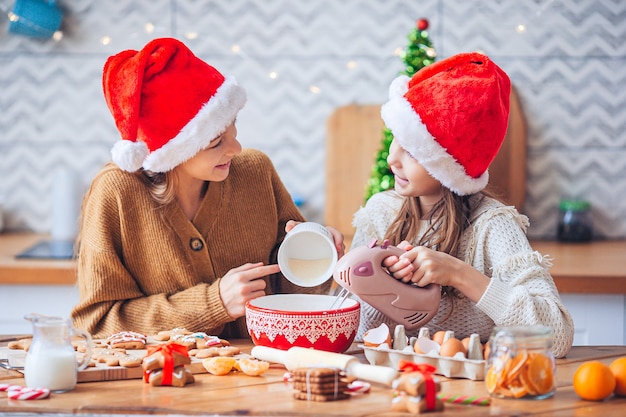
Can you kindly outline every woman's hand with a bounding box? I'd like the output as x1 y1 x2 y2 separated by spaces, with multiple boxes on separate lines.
285 220 345 257
219 262 280 318
325 225 345 258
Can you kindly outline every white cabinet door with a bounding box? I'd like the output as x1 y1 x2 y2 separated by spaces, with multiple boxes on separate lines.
0 285 79 334
561 294 626 345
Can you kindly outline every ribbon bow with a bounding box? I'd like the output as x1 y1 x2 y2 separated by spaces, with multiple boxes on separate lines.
143 342 189 386
398 360 438 411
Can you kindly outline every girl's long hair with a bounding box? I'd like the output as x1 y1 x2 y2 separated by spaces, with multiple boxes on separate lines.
384 185 502 298
384 185 502 253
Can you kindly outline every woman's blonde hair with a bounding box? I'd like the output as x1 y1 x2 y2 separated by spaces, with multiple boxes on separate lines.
136 169 178 205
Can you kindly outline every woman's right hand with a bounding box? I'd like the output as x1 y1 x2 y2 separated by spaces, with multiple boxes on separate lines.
219 262 280 318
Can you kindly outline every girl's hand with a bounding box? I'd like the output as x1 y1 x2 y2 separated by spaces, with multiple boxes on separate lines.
383 244 460 287
381 240 414 281
383 245 489 302
219 262 280 318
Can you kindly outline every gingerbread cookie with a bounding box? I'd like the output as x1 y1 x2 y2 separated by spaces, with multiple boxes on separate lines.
76 339 107 353
106 331 147 349
391 366 443 414
291 368 352 402
170 332 229 350
142 345 190 372
293 390 350 402
391 392 444 414
92 348 143 367
393 372 442 397
191 333 226 349
190 346 240 359
7 338 32 352
152 328 191 342
146 365 194 387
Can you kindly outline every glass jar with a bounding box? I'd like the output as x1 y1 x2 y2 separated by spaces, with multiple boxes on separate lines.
485 325 555 400
557 199 592 242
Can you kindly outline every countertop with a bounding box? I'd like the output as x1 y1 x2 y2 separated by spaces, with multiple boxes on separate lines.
1 233 626 294
0 233 76 285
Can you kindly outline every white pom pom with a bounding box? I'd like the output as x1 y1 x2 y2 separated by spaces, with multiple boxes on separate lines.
111 140 149 172
388 75 410 99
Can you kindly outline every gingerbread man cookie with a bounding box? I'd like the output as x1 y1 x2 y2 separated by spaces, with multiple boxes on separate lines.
106 331 147 349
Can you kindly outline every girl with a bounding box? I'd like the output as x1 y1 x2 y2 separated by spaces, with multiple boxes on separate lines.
70 38 342 339
351 52 574 358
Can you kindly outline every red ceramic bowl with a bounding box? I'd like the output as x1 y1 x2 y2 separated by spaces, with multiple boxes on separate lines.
245 294 360 353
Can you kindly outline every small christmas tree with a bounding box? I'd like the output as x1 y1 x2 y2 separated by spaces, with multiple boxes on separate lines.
364 18 437 201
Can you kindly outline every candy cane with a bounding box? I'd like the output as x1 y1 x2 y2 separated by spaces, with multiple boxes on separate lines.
437 393 490 406
5 386 51 400
346 380 371 395
0 383 23 392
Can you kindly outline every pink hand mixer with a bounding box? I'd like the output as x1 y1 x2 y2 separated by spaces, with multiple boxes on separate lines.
332 238 441 330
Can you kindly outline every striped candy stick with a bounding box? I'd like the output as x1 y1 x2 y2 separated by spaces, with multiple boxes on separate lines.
2 384 51 400
437 393 491 406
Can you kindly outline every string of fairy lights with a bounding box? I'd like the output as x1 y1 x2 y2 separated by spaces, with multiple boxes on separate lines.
2 1 550 96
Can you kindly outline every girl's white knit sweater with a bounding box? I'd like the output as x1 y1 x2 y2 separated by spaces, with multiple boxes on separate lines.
350 190 574 358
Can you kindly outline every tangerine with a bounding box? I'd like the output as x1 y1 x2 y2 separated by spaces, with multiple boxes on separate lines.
609 356 626 397
573 361 616 401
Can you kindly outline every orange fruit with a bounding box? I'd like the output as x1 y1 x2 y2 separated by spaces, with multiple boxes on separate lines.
503 351 529 385
609 356 626 397
485 366 499 393
508 383 528 398
573 361 616 401
523 353 554 395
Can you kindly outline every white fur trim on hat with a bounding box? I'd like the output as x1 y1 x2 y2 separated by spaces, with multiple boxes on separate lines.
142 76 246 172
381 75 489 195
111 139 149 172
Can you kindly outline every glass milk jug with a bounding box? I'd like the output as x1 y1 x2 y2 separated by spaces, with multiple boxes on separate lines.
23 314 92 392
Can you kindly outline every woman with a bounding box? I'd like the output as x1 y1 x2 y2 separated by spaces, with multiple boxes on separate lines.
70 38 341 339
351 52 574 358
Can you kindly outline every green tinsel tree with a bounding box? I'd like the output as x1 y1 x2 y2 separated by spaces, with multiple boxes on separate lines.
364 18 437 201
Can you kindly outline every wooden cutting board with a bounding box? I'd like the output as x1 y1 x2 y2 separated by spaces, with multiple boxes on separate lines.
0 340 249 383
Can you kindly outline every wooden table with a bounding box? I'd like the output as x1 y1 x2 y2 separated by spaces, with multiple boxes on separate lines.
1 338 625 416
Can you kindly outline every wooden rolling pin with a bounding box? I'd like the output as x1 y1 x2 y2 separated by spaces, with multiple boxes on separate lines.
251 346 398 386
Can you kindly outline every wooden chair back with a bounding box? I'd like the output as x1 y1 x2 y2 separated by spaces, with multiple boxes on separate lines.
324 86 527 246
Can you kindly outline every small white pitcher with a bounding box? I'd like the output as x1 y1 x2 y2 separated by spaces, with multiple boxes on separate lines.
23 314 92 393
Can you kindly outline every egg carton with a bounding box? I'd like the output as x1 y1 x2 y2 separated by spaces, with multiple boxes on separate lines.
360 343 485 380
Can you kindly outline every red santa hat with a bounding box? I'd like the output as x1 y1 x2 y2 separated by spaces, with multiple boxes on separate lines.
381 52 511 195
103 37 246 172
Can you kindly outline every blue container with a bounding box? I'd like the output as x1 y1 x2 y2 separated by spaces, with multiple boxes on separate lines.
8 0 63 39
